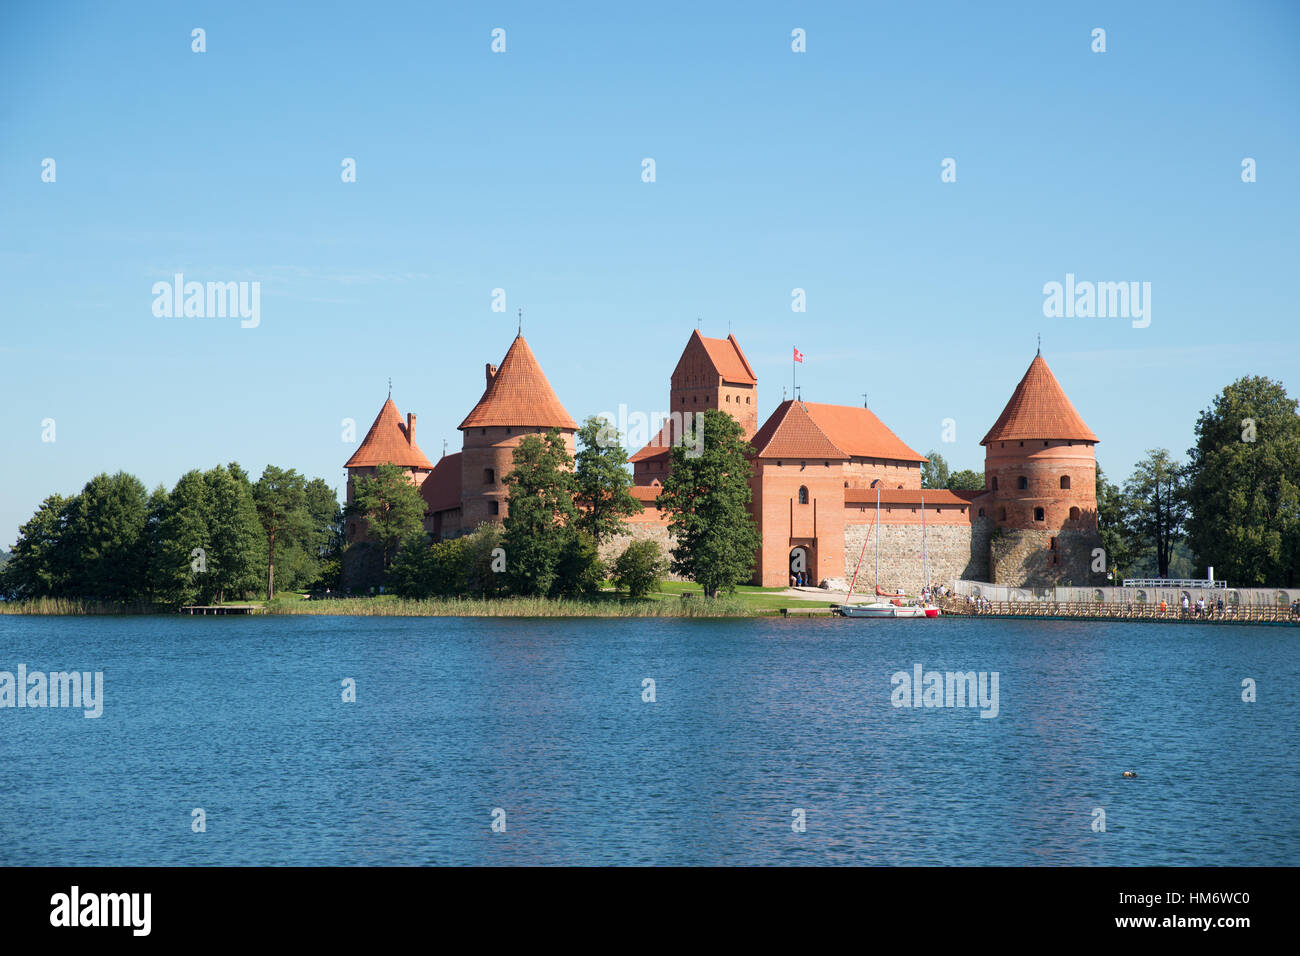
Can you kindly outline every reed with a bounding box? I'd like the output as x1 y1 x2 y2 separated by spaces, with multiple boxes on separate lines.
266 594 764 618
0 597 161 615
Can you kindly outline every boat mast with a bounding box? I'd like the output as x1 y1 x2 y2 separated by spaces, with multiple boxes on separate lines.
873 479 881 593
921 489 930 595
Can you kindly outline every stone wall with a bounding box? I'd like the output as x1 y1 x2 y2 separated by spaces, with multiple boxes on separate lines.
843 520 988 591
989 527 1102 587
600 522 685 581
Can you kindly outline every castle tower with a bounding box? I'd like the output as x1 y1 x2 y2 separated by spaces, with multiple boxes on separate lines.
981 352 1101 585
344 396 434 545
458 334 577 527
631 330 757 484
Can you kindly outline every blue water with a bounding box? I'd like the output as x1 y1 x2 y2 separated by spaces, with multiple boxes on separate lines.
0 614 1295 865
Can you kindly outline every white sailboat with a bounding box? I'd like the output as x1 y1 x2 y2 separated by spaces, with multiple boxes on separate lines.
836 480 940 618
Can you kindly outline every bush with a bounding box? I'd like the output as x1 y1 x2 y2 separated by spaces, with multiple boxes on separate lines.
613 540 665 598
552 529 605 598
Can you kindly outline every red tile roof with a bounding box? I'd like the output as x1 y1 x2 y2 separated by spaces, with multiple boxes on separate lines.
629 422 675 463
981 354 1099 444
750 400 849 459
845 488 972 506
459 335 577 431
345 397 434 470
801 402 927 463
696 331 757 384
421 452 462 513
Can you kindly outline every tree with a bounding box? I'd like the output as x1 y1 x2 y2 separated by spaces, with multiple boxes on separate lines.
1122 449 1188 579
347 464 426 577
157 470 213 605
612 539 665 598
573 416 642 546
0 494 72 600
946 469 985 491
1183 376 1300 586
1095 465 1135 583
552 528 605 598
204 464 265 602
254 466 310 600
62 472 150 602
503 429 576 596
656 408 761 597
921 451 951 490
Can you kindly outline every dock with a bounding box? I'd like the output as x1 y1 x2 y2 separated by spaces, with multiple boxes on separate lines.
179 605 266 616
936 596 1298 625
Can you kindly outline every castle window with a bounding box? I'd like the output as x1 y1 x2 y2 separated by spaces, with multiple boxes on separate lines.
998 508 1007 521
1043 441 1049 447
1060 475 1071 490
1018 476 1028 490
798 486 809 504
992 477 999 491
1019 441 1024 447
489 501 500 516
1034 507 1045 521
481 428 486 435
978 508 985 517
1069 506 1081 520
1050 537 1058 550
726 395 730 402
746 397 751 404
484 468 495 485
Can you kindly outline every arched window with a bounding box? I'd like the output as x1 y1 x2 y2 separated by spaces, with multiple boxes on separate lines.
1069 506 1081 520
998 508 1007 521
978 508 985 517
1034 507 1045 521
798 486 809 504
991 477 999 491
484 468 495 485
1060 475 1071 490
1018 476 1028 490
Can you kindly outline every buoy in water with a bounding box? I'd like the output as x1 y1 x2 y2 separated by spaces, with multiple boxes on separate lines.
1122 771 1138 778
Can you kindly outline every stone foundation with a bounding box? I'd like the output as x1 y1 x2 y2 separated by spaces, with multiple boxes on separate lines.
989 528 1102 587
843 519 990 590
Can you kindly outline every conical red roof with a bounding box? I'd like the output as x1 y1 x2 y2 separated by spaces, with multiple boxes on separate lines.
345 397 434 469
458 335 576 430
981 354 1099 445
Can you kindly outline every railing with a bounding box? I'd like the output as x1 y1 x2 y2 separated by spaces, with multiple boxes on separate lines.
936 595 1300 624
1122 578 1227 589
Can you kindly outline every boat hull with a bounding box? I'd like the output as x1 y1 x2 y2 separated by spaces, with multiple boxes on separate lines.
837 603 940 619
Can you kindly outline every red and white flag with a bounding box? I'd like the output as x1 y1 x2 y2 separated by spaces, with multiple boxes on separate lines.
793 347 804 363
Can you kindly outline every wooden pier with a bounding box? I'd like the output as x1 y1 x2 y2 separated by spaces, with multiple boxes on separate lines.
936 596 1298 625
179 605 266 616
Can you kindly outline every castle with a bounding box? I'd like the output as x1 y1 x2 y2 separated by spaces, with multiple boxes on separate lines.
344 330 1102 590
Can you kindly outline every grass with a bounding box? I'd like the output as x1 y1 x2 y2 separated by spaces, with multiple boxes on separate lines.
0 597 161 615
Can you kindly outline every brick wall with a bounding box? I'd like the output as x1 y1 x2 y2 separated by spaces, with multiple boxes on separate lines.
989 527 1103 586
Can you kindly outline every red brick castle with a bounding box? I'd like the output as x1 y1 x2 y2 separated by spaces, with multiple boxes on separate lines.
345 332 1101 590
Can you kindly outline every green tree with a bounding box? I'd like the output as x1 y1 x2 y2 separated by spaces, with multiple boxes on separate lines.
1183 376 1300 586
1095 465 1135 584
656 408 761 597
204 464 265 602
1122 449 1188 579
573 416 642 546
461 523 507 597
0 494 72 600
157 470 214 605
921 451 951 490
946 469 985 491
347 464 426 576
503 429 577 596
254 466 310 600
552 528 605 598
62 472 150 602
612 539 665 598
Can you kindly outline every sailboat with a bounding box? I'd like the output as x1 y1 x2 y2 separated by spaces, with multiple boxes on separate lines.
836 481 940 619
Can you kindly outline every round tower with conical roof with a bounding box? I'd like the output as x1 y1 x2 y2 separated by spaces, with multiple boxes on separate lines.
457 334 577 528
981 352 1102 585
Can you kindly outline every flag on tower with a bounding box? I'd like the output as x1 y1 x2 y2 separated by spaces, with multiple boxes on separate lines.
793 347 804 363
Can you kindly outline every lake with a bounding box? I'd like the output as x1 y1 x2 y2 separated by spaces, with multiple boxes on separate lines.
0 614 1295 865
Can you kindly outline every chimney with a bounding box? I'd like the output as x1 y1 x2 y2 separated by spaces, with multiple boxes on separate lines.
486 363 498 387
406 413 416 444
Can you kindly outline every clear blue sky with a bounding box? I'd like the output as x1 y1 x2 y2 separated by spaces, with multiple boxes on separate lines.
2 1 1297 545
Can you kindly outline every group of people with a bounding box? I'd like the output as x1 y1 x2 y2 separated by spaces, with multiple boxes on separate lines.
1177 594 1226 618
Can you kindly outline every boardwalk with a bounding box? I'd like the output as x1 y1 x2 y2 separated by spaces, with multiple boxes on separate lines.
936 595 1299 625
179 605 266 616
